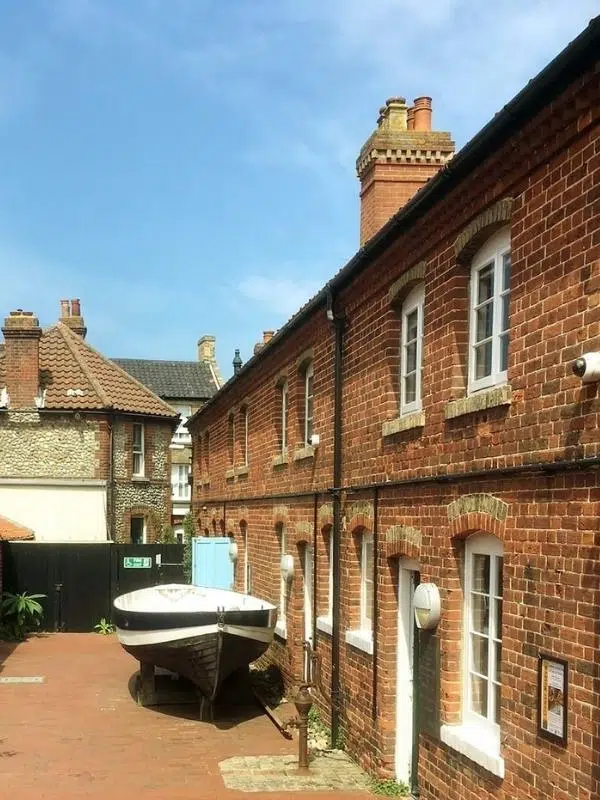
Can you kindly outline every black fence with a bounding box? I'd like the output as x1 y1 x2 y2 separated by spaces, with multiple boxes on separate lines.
1 542 184 633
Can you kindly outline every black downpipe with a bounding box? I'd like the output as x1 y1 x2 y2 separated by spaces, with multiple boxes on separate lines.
371 486 379 721
328 288 345 747
312 492 318 654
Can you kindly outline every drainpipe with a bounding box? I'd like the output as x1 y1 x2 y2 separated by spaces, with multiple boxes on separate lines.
108 413 116 541
327 286 345 746
312 492 318 651
371 486 379 720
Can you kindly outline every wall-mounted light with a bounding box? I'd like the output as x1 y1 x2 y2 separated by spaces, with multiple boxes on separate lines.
310 433 320 447
229 541 238 563
413 583 441 630
572 352 600 383
280 553 294 582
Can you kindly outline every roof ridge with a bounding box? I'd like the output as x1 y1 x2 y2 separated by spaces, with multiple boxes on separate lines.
62 327 178 416
56 323 112 407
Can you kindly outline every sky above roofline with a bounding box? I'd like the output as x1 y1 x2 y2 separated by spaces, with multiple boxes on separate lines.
1 1 597 379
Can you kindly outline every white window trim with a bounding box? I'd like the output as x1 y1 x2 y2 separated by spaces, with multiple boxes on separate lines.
317 532 334 636
345 533 374 655
277 525 287 637
468 228 511 394
400 284 424 416
172 405 192 445
281 381 288 454
171 464 190 501
464 533 503 731
132 422 145 477
304 362 314 446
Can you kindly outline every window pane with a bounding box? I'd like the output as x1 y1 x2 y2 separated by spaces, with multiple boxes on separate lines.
404 373 416 404
472 554 490 593
500 333 509 373
501 295 510 334
470 674 488 717
471 633 489 676
477 264 494 302
406 309 418 342
306 373 313 398
471 593 489 634
495 598 503 635
476 303 493 342
503 252 511 291
406 341 417 373
496 557 504 596
494 642 502 682
475 341 492 379
494 682 501 725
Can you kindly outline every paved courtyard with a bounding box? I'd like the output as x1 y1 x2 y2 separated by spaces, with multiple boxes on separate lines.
0 634 369 799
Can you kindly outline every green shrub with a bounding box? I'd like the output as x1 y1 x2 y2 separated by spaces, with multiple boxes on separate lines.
0 591 46 641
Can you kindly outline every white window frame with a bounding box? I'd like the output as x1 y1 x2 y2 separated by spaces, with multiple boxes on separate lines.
304 362 314 446
276 524 287 638
400 284 425 415
468 229 511 394
171 464 190 501
463 534 503 734
360 533 374 632
281 381 288 454
132 422 145 477
130 515 146 544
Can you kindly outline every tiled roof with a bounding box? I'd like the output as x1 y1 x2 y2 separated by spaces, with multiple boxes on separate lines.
0 515 35 541
113 359 219 401
0 323 178 419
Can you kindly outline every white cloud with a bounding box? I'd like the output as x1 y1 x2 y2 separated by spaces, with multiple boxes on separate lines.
237 275 321 317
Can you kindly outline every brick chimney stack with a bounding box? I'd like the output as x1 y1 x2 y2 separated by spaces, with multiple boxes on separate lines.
197 334 224 387
1 310 43 408
59 298 87 338
356 96 454 245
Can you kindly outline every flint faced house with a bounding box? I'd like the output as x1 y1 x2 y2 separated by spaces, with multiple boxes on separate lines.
114 335 222 537
188 18 600 800
0 301 179 544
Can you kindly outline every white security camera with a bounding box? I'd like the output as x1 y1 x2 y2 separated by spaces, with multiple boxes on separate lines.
572 352 600 383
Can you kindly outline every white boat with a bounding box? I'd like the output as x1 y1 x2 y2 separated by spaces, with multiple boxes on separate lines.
113 584 277 704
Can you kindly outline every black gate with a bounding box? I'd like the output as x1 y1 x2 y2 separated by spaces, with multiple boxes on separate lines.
1 542 184 633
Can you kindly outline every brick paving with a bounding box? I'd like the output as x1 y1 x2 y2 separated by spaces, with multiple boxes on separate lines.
0 634 369 799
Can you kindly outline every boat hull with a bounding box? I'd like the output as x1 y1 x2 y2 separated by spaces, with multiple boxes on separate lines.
113 585 277 703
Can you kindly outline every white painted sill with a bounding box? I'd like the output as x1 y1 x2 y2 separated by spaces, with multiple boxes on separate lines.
344 628 373 655
316 615 333 635
274 620 287 641
440 723 504 778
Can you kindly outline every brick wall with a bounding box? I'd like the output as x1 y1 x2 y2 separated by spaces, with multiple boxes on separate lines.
189 54 600 799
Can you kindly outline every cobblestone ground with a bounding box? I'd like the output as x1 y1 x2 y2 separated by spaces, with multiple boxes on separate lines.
0 634 368 799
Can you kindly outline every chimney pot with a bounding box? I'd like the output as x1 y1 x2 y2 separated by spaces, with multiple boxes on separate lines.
60 298 87 338
233 348 243 375
413 96 432 131
407 106 415 131
71 298 81 316
60 299 70 318
263 330 275 344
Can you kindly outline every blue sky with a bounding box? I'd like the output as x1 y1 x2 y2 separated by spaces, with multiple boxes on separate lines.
1 1 597 378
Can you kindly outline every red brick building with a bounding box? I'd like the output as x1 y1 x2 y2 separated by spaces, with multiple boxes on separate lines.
188 18 600 800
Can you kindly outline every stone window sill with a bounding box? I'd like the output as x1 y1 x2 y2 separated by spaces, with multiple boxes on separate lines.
444 384 512 421
274 620 287 641
132 476 149 483
316 615 333 636
293 445 315 462
225 468 235 481
382 410 425 437
236 465 249 477
272 452 289 468
199 475 210 487
440 723 504 778
344 628 373 655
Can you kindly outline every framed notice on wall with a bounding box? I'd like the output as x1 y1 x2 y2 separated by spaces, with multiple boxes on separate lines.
537 654 568 745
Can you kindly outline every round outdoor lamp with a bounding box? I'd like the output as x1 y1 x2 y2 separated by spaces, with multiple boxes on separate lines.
413 583 441 630
280 554 294 582
228 541 238 563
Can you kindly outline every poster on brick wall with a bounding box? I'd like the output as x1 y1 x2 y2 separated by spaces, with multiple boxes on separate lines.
537 654 568 745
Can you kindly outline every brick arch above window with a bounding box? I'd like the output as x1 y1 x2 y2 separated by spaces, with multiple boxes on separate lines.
292 521 312 546
295 347 314 372
346 500 374 534
447 493 508 540
318 503 333 529
273 504 290 526
454 197 514 266
388 260 427 306
383 524 422 560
